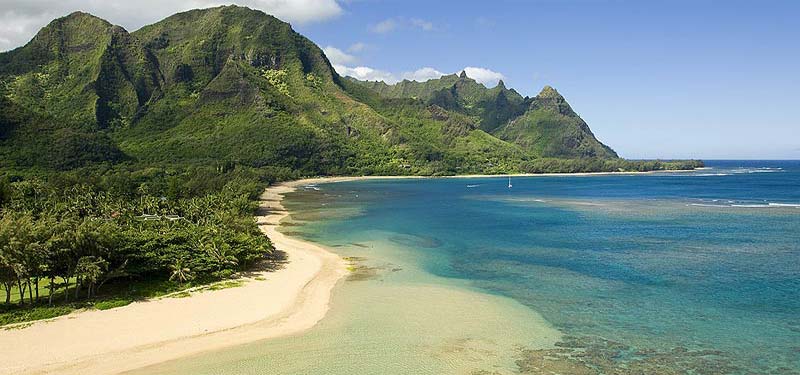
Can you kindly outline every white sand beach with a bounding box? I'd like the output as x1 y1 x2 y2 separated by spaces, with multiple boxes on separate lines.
0 181 348 375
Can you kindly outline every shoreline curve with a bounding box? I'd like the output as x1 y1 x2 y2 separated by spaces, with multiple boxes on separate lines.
0 181 347 375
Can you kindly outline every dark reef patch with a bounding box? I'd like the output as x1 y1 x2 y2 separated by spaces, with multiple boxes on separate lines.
514 335 744 375
389 233 443 249
343 256 401 282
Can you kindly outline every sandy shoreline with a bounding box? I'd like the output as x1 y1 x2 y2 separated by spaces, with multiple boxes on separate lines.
0 170 695 374
0 181 348 375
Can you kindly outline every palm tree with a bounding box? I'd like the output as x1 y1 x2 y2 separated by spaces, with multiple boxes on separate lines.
169 260 193 284
201 238 237 271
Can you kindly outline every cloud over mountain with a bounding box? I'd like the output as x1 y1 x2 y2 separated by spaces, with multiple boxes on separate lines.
323 46 357 65
462 67 505 86
0 0 344 51
331 62 503 86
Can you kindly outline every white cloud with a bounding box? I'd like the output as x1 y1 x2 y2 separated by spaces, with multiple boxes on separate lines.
371 18 397 33
322 45 356 65
237 0 342 24
0 0 344 51
0 8 61 51
332 64 397 83
331 65 445 84
347 42 366 53
401 67 446 82
409 18 433 31
332 64 505 87
462 66 505 86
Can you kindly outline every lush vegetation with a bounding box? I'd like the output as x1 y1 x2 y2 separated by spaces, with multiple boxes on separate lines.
350 72 528 133
0 5 703 325
0 165 280 325
521 158 704 174
0 5 691 178
351 77 618 159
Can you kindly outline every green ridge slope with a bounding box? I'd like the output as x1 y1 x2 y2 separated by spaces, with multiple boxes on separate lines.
0 6 699 176
497 86 618 158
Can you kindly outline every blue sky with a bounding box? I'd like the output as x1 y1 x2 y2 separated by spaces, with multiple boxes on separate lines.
2 0 798 159
294 0 800 159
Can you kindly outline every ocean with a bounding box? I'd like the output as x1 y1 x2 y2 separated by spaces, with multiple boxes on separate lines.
137 160 800 374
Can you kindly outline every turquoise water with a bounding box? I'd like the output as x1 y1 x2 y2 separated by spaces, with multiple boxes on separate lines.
138 161 800 374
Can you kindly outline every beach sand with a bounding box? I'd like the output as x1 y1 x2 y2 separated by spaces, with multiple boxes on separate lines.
0 181 347 375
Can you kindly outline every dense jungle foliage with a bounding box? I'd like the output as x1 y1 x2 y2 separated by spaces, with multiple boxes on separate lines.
0 165 283 325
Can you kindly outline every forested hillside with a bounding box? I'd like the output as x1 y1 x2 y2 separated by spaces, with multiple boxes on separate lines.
1 5 701 175
351 76 618 159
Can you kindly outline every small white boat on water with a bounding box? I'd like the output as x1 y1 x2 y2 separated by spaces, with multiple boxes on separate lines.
508 176 513 189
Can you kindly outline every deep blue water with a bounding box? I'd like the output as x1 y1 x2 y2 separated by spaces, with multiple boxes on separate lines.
298 161 800 373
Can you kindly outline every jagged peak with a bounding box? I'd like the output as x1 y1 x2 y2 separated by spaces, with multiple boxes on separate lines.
497 79 506 89
529 85 576 116
537 85 562 99
459 70 468 79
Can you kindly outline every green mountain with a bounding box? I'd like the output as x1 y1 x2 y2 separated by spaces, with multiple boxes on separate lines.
0 11 162 129
350 75 617 159
351 73 528 132
496 86 618 158
0 6 696 176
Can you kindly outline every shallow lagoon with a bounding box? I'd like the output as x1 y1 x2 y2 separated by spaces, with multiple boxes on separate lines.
137 161 800 374
134 233 561 374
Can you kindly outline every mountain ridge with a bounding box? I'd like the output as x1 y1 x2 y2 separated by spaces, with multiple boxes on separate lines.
349 73 618 158
0 6 700 175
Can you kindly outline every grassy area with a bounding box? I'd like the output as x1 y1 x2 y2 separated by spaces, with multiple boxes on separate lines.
0 277 244 327
3 277 76 304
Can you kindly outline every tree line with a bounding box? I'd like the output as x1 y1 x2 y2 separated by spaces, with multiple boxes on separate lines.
0 165 278 310
521 158 705 174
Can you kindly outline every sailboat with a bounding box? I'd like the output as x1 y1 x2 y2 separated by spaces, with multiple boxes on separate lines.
508 176 513 189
